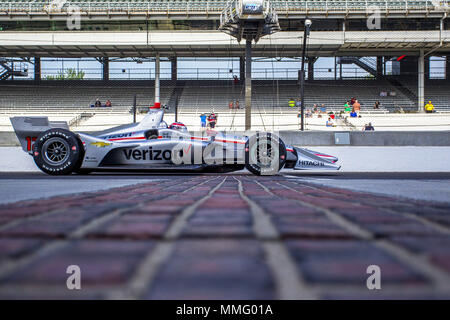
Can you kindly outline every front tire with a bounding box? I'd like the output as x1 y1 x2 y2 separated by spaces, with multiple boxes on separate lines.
245 133 287 176
33 129 83 175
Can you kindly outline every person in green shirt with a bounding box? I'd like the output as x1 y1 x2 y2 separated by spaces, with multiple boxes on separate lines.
344 101 351 112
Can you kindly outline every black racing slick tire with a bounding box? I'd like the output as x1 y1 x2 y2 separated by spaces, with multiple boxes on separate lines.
33 128 83 175
245 133 287 176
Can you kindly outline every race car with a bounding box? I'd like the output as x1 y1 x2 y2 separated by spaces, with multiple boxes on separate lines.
10 107 340 176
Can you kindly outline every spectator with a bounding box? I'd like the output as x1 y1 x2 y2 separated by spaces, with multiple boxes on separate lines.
424 101 435 113
344 101 351 112
233 75 239 85
235 100 240 109
105 100 112 108
320 104 326 113
329 111 335 120
374 100 381 109
350 97 356 106
200 113 207 130
350 108 358 118
229 101 234 109
305 109 312 118
313 104 318 114
207 112 218 129
94 98 102 108
353 99 361 111
289 98 296 108
326 117 334 127
364 122 375 131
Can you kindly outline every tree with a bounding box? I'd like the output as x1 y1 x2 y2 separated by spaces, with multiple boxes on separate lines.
45 68 85 80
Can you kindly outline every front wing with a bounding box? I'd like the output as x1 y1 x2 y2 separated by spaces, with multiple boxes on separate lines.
292 147 341 170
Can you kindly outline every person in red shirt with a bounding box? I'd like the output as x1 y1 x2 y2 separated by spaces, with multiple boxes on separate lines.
207 112 218 129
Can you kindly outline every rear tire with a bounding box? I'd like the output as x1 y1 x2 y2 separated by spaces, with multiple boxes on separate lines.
33 129 83 175
245 133 286 176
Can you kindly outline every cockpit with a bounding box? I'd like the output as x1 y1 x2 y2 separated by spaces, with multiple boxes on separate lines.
169 122 188 133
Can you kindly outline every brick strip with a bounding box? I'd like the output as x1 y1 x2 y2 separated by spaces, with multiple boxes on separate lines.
276 180 450 292
0 174 449 299
236 177 318 300
0 177 215 290
296 181 450 236
115 176 225 299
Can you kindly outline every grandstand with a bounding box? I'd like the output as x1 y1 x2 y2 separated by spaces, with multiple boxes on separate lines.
0 0 449 133
0 84 174 110
0 1 448 19
393 77 450 112
0 79 411 114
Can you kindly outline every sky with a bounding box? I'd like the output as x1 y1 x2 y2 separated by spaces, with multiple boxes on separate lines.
8 56 447 80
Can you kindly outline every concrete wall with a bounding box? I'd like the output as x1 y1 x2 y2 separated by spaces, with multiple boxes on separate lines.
2 146 450 173
0 132 20 146
279 131 450 146
301 147 450 172
1 131 449 147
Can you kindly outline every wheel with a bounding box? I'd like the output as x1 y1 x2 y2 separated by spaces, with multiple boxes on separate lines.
33 128 83 175
245 133 287 176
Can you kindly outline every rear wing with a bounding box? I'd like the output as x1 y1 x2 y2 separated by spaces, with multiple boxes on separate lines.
10 117 69 154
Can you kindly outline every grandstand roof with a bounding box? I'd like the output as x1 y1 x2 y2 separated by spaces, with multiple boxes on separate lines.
0 30 449 57
1 1 449 57
0 1 449 20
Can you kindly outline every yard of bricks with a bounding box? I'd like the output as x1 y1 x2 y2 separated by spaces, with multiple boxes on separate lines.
0 175 449 299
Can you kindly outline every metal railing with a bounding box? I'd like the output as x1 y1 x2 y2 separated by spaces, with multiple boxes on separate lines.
68 112 94 127
0 1 448 16
34 66 374 80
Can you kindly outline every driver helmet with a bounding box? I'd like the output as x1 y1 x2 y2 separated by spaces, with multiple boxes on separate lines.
169 122 188 132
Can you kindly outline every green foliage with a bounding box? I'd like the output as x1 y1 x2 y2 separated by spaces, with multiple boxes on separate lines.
44 68 85 80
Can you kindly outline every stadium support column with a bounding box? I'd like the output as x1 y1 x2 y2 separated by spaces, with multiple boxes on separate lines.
300 20 312 132
418 49 425 113
334 57 337 80
155 53 160 108
240 57 245 82
102 57 109 82
308 57 315 81
171 57 177 81
376 56 383 79
34 57 41 84
425 56 430 80
245 39 252 131
447 56 450 80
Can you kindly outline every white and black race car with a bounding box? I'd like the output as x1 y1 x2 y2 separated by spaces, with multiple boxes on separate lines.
10 108 340 176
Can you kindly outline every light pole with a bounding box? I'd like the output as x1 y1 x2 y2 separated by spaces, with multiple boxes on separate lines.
300 19 312 131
